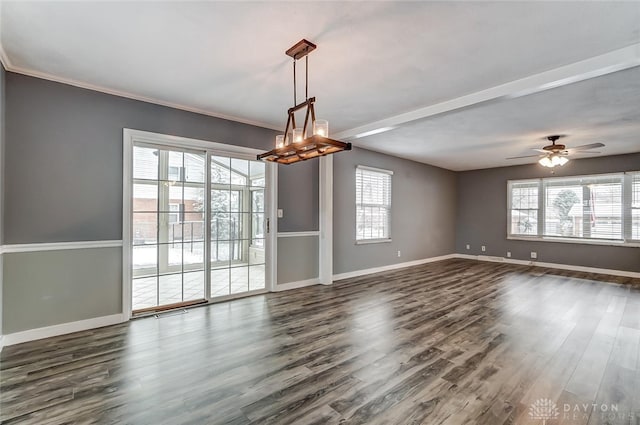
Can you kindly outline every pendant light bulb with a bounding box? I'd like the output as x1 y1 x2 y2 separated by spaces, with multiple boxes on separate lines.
313 119 329 137
538 156 553 167
292 128 304 144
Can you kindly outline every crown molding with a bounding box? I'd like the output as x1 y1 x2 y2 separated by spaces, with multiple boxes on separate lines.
2 36 639 141
0 42 11 71
0 44 280 131
0 2 6 70
9 65 281 131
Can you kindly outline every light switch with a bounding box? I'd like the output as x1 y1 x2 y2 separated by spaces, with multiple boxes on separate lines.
277 209 283 218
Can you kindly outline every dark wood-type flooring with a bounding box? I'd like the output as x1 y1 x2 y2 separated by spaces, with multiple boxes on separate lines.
2 259 640 424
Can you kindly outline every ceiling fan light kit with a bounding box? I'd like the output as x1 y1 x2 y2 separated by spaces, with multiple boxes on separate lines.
538 153 569 168
507 135 604 169
258 39 351 165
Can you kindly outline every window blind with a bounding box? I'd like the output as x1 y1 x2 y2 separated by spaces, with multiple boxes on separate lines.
356 166 392 241
543 174 623 241
508 171 639 244
508 181 539 236
630 172 640 240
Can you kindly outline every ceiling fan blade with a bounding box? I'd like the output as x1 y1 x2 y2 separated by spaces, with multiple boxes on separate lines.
569 150 601 155
532 149 549 153
569 142 605 151
506 154 544 160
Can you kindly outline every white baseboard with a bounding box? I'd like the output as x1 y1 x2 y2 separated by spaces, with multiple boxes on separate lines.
2 254 635 348
274 278 320 292
456 253 532 265
330 253 640 282
454 254 640 278
332 254 457 281
2 313 127 347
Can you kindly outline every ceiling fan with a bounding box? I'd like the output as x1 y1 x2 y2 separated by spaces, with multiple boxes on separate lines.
507 135 604 168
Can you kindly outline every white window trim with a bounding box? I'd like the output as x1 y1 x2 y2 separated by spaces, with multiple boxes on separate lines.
355 238 393 245
355 165 393 243
356 164 394 175
506 180 541 237
507 235 640 248
507 171 640 247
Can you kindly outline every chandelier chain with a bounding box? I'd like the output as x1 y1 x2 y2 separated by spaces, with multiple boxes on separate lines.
257 39 352 164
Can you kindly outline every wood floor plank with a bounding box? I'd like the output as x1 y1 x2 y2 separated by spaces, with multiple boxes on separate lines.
1 258 639 425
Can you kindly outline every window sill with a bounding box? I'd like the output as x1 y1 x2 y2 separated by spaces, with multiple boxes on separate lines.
355 238 392 245
507 235 640 248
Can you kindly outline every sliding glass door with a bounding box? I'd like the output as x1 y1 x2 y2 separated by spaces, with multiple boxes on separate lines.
209 157 266 297
130 141 270 314
131 145 207 311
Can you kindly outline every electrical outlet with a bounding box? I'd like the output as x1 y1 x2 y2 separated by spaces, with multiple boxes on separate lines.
397 250 401 257
466 244 470 250
277 209 283 218
506 251 511 258
481 246 486 252
531 251 537 259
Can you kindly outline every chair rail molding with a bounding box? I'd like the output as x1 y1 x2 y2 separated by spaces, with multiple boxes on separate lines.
1 240 123 254
277 231 320 238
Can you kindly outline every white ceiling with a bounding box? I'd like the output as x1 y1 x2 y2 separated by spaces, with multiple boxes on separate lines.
361 66 640 170
1 1 639 170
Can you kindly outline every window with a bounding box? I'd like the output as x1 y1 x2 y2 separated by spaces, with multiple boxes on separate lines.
168 165 184 181
168 203 183 224
508 172 639 245
356 165 392 242
251 189 264 248
509 181 539 236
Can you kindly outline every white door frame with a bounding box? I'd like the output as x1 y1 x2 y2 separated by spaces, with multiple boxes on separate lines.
122 129 277 319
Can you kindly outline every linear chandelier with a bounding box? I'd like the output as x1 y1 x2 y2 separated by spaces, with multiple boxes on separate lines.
257 39 351 164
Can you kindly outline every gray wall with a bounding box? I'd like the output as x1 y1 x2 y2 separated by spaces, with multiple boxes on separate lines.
2 72 319 333
0 64 5 337
277 159 319 232
5 72 317 244
333 147 457 275
277 236 319 284
5 69 637 335
456 153 640 272
3 248 122 334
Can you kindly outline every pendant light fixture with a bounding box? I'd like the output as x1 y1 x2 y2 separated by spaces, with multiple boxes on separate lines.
258 39 352 164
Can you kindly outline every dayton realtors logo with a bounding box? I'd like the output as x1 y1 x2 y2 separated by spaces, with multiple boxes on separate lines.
529 399 559 424
529 399 622 423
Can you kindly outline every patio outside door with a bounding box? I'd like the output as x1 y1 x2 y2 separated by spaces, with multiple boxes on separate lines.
209 156 266 297
130 142 269 314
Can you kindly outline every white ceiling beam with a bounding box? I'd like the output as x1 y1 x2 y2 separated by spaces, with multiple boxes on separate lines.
335 43 640 141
